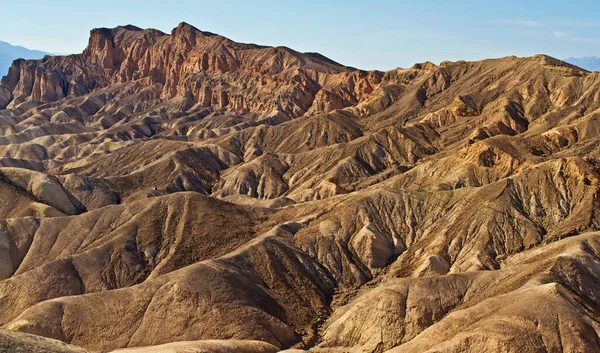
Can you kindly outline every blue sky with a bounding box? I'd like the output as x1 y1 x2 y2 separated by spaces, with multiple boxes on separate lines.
1 0 599 70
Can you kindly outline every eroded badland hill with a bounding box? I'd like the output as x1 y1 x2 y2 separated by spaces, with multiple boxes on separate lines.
2 22 600 353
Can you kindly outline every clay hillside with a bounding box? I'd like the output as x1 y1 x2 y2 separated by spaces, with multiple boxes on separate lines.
2 22 600 353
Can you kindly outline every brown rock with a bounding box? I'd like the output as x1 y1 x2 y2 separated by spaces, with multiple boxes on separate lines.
2 22 600 353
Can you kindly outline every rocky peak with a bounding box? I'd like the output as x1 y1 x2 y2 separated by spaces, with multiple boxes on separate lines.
0 22 380 117
171 22 216 43
84 25 165 53
83 27 124 69
411 61 438 71
531 54 588 76
172 22 202 48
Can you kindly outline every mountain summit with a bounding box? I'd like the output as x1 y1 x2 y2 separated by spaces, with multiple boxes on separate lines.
1 23 380 120
1 23 600 353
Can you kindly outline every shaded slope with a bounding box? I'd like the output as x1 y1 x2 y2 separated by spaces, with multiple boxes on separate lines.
2 22 600 353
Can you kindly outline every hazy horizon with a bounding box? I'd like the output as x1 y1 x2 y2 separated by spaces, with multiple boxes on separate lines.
1 0 600 70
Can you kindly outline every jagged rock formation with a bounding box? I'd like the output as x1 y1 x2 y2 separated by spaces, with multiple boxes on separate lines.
2 22 600 353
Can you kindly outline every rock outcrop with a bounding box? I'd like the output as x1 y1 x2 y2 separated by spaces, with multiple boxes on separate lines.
2 22 600 353
1 23 379 119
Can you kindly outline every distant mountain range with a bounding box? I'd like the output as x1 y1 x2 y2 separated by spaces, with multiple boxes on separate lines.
0 41 50 78
564 57 600 72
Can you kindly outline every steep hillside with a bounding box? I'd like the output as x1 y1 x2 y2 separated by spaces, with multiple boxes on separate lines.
2 22 600 353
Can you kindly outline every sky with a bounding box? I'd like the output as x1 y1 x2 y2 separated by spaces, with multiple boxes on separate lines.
1 0 599 70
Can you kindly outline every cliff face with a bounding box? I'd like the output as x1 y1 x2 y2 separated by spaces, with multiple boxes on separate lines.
1 23 381 118
3 22 600 353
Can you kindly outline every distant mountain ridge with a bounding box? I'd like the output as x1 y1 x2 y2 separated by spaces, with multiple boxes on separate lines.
0 41 49 77
564 56 600 72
